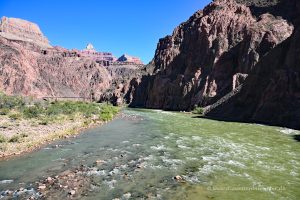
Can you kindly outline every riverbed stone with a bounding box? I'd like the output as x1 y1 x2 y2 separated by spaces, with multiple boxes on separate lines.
68 190 76 195
38 185 46 190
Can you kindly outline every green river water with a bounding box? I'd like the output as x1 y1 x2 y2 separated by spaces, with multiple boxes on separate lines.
0 109 299 199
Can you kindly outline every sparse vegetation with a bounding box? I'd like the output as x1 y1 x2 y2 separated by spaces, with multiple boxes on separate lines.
0 93 119 122
8 113 22 120
0 93 120 158
23 106 43 118
8 135 21 143
0 92 25 109
0 135 6 143
0 108 9 115
192 106 204 115
100 104 119 121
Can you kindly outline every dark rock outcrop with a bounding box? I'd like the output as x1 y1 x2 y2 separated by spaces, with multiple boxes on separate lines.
98 64 151 105
130 0 294 111
129 0 300 129
205 1 300 129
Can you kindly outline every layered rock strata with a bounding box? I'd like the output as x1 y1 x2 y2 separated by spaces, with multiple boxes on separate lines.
0 17 51 48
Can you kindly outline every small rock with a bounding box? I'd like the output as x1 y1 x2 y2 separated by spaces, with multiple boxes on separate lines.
68 190 76 195
46 177 52 182
174 175 182 180
95 160 105 165
38 185 46 190
123 192 131 199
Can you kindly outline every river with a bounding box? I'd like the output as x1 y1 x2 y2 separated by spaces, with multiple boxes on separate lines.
0 109 299 199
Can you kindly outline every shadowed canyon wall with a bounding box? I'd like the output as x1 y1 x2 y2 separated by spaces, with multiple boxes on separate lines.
129 0 300 129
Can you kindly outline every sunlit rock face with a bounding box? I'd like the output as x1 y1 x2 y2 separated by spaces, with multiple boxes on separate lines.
0 36 111 99
0 17 145 103
0 35 146 103
0 16 51 48
79 43 117 65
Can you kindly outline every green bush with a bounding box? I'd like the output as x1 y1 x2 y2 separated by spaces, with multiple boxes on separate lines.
0 108 9 115
99 104 119 121
0 93 120 123
0 122 9 129
23 106 43 118
0 135 6 143
0 93 25 109
8 113 22 120
20 133 28 138
38 119 49 125
192 107 204 115
8 135 21 143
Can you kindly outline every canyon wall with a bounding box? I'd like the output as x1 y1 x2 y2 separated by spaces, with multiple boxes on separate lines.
129 0 299 129
0 16 144 103
205 0 300 129
0 37 110 99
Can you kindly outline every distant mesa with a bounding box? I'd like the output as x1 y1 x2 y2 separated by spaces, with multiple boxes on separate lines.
0 16 51 48
117 54 143 65
80 43 117 66
80 43 143 66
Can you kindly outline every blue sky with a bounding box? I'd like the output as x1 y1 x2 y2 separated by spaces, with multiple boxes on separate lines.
0 0 211 63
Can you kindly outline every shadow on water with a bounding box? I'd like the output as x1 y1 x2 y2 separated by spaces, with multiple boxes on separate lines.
293 135 300 142
191 115 300 132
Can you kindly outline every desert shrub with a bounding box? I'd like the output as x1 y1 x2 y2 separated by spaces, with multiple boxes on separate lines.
0 108 9 115
19 133 28 138
8 135 21 143
0 93 25 109
192 107 204 115
22 106 43 118
0 93 120 123
0 122 9 129
45 104 61 116
8 113 22 120
38 119 49 125
99 104 119 121
0 135 6 143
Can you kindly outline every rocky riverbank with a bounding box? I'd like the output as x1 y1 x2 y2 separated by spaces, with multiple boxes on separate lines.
0 94 120 159
0 114 102 159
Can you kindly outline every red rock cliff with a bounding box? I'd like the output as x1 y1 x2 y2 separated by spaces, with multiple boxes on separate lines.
205 0 300 129
0 17 51 48
130 0 294 110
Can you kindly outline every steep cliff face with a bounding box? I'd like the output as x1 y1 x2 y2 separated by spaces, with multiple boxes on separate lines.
130 0 295 111
205 1 300 129
0 17 51 48
98 64 151 105
130 0 300 128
